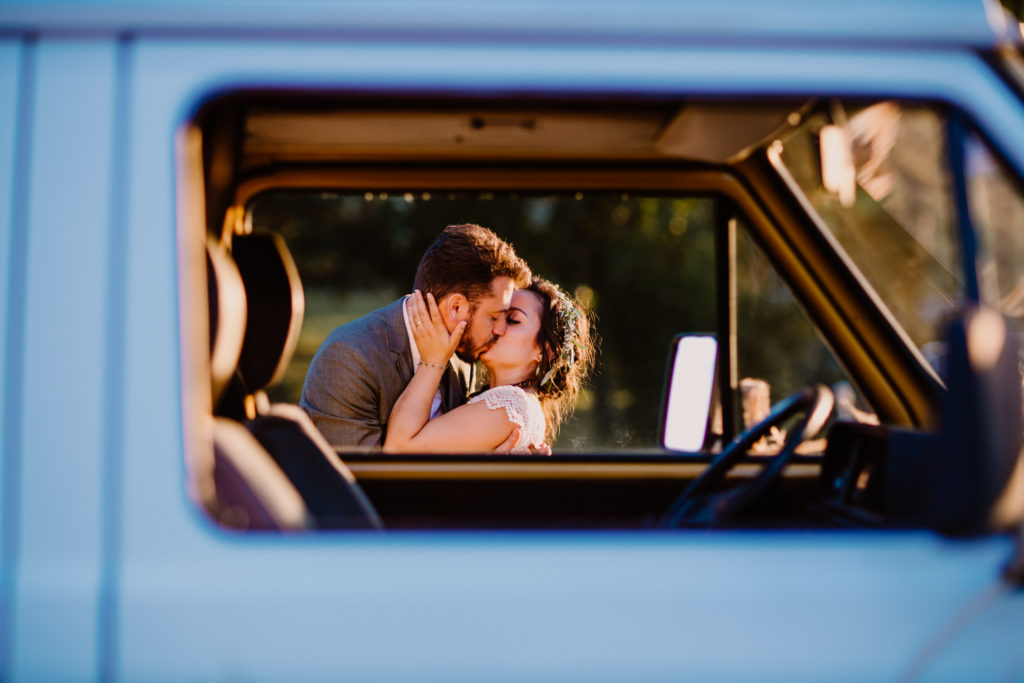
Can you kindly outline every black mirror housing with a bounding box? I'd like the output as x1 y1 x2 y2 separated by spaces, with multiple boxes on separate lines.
930 307 1024 535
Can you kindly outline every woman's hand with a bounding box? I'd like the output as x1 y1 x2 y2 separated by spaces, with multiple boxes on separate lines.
409 290 465 367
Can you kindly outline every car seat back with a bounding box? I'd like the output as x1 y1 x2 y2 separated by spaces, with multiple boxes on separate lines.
206 239 312 530
230 231 382 530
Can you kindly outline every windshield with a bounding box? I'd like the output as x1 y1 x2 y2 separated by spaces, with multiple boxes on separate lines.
967 130 1024 319
771 101 962 368
249 189 859 453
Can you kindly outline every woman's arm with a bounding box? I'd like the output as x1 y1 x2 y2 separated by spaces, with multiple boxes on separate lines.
385 398 516 453
384 290 514 453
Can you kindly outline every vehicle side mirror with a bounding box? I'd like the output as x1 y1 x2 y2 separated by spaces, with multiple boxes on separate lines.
660 335 718 452
930 306 1024 535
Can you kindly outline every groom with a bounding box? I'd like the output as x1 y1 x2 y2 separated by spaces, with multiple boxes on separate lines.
300 224 532 450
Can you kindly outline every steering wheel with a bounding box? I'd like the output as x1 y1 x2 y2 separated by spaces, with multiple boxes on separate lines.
660 384 834 528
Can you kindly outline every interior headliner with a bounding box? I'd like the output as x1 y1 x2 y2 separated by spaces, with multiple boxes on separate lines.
239 100 805 170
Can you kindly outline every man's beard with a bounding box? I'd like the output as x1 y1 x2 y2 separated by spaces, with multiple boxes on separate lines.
454 301 490 362
456 331 496 363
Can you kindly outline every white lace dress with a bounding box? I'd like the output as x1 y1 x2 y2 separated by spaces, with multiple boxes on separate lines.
467 385 546 454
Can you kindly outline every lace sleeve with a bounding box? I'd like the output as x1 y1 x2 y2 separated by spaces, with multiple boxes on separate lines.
467 385 545 452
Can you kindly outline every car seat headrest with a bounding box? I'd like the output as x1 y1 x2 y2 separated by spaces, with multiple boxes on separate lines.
207 240 247 405
231 232 305 392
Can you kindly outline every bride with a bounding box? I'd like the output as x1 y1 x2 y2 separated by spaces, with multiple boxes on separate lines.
383 278 594 453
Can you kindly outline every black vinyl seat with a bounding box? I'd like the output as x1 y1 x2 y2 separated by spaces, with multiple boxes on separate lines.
227 231 382 530
206 239 311 530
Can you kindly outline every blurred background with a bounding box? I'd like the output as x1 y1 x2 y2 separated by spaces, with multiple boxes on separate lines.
252 191 844 452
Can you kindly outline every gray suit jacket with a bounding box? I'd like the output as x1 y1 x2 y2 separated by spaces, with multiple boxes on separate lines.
299 298 477 451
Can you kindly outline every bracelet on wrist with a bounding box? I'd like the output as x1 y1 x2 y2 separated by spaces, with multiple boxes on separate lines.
418 360 446 371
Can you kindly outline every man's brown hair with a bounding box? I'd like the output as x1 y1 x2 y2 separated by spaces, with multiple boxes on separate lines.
413 224 531 302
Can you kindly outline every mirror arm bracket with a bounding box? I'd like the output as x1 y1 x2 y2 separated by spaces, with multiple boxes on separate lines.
715 204 740 441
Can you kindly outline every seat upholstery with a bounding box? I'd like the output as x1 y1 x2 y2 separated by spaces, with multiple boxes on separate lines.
207 239 312 531
230 231 382 530
208 240 248 405
212 417 313 530
231 232 304 395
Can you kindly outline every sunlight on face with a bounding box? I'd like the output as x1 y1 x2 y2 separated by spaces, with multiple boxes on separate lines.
479 289 544 381
457 276 515 361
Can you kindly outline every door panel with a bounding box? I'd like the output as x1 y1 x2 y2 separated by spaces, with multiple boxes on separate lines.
12 38 118 680
0 36 23 683
115 36 1024 679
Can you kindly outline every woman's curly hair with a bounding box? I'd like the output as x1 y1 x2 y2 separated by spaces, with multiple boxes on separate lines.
524 277 596 443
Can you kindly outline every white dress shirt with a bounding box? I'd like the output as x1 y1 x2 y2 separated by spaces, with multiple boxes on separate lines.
402 295 446 418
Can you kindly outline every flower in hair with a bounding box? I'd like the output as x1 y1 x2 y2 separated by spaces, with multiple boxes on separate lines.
540 287 582 389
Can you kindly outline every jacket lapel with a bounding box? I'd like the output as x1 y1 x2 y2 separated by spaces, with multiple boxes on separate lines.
442 358 475 412
384 298 414 384
385 295 475 414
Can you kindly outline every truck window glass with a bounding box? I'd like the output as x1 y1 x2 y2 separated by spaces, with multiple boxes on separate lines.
772 101 961 370
249 191 718 452
966 131 1024 319
734 219 871 438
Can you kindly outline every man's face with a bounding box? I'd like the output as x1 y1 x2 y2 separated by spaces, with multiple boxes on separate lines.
456 276 515 362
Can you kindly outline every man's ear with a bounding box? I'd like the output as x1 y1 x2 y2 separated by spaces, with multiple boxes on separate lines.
436 293 467 333
444 293 468 322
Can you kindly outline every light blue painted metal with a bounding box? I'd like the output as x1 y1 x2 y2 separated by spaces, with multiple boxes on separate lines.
0 36 24 683
102 35 1024 680
97 36 132 683
116 39 1004 556
11 38 116 681
120 39 1024 181
0 43 17 442
0 2 1022 679
114 531 1020 681
0 0 1016 48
